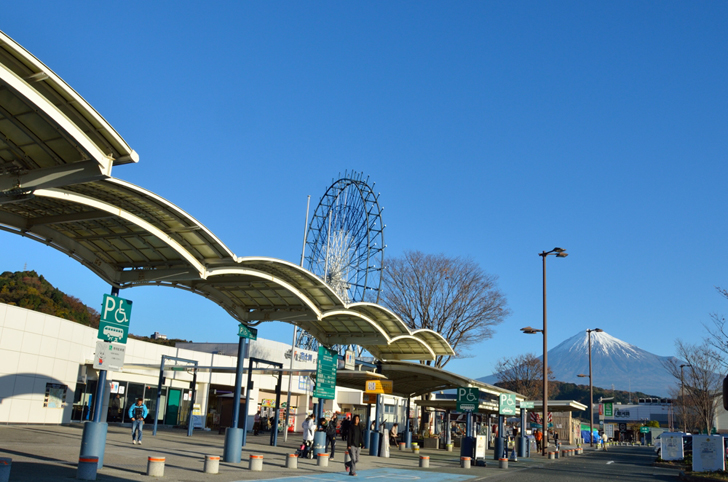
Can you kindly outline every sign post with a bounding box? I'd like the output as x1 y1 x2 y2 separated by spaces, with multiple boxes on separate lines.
313 346 337 400
498 394 517 416
237 324 258 340
456 387 480 413
365 380 393 394
81 291 133 470
604 402 613 417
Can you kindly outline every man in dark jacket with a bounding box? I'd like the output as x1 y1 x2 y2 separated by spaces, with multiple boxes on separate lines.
341 415 350 441
346 414 364 476
325 414 338 459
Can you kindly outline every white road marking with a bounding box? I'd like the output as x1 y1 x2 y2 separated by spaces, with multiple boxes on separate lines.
606 461 614 464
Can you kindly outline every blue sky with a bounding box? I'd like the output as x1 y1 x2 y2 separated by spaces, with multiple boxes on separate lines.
2 2 727 387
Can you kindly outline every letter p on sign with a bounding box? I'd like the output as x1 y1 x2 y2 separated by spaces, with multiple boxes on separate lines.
103 296 117 320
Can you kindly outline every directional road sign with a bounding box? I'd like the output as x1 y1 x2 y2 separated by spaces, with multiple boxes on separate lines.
238 324 258 340
457 387 480 413
97 294 132 344
499 393 517 416
640 426 650 433
313 346 337 400
519 401 534 409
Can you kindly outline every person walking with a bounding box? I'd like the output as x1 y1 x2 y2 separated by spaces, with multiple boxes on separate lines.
301 414 316 456
325 414 338 459
534 429 543 453
390 423 399 446
108 394 120 422
341 415 350 441
253 410 261 435
128 398 148 445
346 414 364 476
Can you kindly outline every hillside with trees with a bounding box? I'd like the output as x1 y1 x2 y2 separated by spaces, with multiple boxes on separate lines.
0 270 101 327
0 270 189 346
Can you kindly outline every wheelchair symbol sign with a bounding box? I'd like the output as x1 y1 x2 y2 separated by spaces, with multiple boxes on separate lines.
456 387 480 413
97 294 133 344
499 393 517 416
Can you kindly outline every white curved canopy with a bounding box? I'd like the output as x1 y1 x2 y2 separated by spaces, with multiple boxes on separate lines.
0 30 454 362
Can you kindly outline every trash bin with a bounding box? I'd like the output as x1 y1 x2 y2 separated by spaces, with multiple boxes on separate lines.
313 432 327 457
460 436 475 459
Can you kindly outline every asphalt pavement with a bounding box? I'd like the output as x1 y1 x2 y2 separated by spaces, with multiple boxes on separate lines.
0 424 675 481
472 445 680 482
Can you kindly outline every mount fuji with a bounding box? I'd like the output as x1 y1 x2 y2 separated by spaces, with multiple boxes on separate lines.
478 331 678 397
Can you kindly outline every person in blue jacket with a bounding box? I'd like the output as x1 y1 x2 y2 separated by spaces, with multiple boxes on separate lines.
128 398 149 445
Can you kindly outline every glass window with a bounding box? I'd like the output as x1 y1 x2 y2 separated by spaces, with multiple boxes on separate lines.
123 383 145 423
143 385 167 423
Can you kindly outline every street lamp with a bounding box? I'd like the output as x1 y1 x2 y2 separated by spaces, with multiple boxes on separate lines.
577 328 603 447
680 364 692 433
521 247 568 456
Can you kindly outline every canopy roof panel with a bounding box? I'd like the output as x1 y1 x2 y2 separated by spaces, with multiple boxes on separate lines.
0 31 138 196
0 29 455 363
335 360 523 400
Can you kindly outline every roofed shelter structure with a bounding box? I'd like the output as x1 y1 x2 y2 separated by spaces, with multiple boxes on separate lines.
0 30 453 362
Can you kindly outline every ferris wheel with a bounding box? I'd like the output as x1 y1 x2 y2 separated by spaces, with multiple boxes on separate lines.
296 171 385 351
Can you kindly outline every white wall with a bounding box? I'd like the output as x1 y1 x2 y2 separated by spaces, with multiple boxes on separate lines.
0 303 92 424
0 303 244 424
0 302 347 426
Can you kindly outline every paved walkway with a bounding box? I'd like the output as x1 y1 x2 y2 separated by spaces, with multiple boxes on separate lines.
0 424 581 481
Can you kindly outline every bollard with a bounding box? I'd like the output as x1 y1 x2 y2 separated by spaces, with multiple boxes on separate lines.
446 444 453 452
0 458 10 482
499 458 508 469
399 443 406 451
249 455 263 471
419 456 429 468
77 456 98 481
555 450 559 458
147 456 165 477
203 455 220 474
286 454 298 469
548 452 555 460
317 453 329 467
461 457 471 469
411 443 419 453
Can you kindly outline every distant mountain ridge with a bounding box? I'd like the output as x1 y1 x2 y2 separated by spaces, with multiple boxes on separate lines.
479 330 678 397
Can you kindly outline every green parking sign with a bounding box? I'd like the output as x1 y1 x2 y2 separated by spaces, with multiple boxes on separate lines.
97 294 132 344
238 324 258 340
499 393 517 416
457 387 480 413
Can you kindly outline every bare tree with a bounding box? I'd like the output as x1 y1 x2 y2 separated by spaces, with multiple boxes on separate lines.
494 353 554 400
666 386 702 433
704 287 728 369
381 250 510 368
663 340 722 433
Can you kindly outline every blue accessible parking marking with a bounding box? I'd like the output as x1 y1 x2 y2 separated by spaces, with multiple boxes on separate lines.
253 468 475 481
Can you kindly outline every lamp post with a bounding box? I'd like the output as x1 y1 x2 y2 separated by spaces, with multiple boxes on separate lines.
521 247 568 456
578 328 602 447
680 364 691 433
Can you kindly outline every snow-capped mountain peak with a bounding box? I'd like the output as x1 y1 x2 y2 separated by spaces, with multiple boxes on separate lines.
554 330 648 360
479 330 675 396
